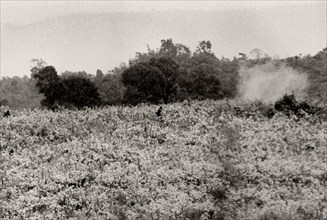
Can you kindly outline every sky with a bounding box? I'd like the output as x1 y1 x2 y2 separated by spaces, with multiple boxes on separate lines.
0 1 326 77
1 1 319 25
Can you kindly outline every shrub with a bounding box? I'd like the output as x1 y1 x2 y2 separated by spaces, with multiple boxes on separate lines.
274 94 317 117
274 94 298 113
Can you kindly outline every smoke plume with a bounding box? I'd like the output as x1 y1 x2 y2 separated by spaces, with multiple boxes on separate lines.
238 62 309 102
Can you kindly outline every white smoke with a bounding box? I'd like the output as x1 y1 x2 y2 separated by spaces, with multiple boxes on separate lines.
238 61 309 102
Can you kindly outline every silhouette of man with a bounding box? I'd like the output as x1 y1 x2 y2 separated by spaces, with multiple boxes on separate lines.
3 110 10 117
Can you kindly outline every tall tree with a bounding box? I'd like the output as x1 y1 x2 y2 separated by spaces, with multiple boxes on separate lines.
149 57 179 103
32 65 62 108
122 61 167 105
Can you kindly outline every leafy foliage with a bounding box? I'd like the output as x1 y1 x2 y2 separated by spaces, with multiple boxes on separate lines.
59 75 100 109
122 57 179 105
94 72 126 106
1 99 326 219
0 76 43 109
186 64 222 100
31 66 100 109
32 66 62 108
196 40 213 54
274 94 318 117
126 39 238 104
148 57 179 103
2 43 326 109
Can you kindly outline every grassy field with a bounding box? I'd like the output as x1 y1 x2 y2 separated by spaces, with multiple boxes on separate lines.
0 99 326 220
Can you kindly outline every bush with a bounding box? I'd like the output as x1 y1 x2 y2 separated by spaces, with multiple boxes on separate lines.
274 94 317 117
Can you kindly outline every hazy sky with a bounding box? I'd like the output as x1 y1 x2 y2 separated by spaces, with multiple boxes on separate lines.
1 1 320 25
1 1 326 77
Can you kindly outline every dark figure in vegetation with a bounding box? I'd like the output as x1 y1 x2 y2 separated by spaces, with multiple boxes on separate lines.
3 110 10 117
305 144 315 151
267 108 275 119
233 107 242 117
156 106 162 118
50 103 60 112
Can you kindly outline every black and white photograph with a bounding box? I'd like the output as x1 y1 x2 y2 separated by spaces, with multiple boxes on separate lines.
0 0 326 219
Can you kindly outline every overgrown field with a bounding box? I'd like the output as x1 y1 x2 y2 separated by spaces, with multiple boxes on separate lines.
0 100 326 220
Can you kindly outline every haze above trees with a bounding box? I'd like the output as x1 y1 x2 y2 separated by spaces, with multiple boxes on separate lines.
1 4 325 78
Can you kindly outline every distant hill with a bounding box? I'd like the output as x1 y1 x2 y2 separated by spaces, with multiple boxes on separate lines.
1 4 326 77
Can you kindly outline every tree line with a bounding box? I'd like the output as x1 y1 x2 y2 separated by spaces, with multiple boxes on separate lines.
0 39 326 109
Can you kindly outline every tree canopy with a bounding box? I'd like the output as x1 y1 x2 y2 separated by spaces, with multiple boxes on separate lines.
122 61 167 105
1 40 326 109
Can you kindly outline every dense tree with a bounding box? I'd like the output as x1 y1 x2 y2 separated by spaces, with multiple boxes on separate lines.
159 39 192 68
0 76 43 109
31 62 100 109
122 61 166 105
2 42 326 109
32 66 62 108
123 57 181 105
60 75 100 109
148 57 179 103
95 73 126 105
217 58 239 98
126 39 240 101
174 40 229 100
93 63 128 106
188 64 223 100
